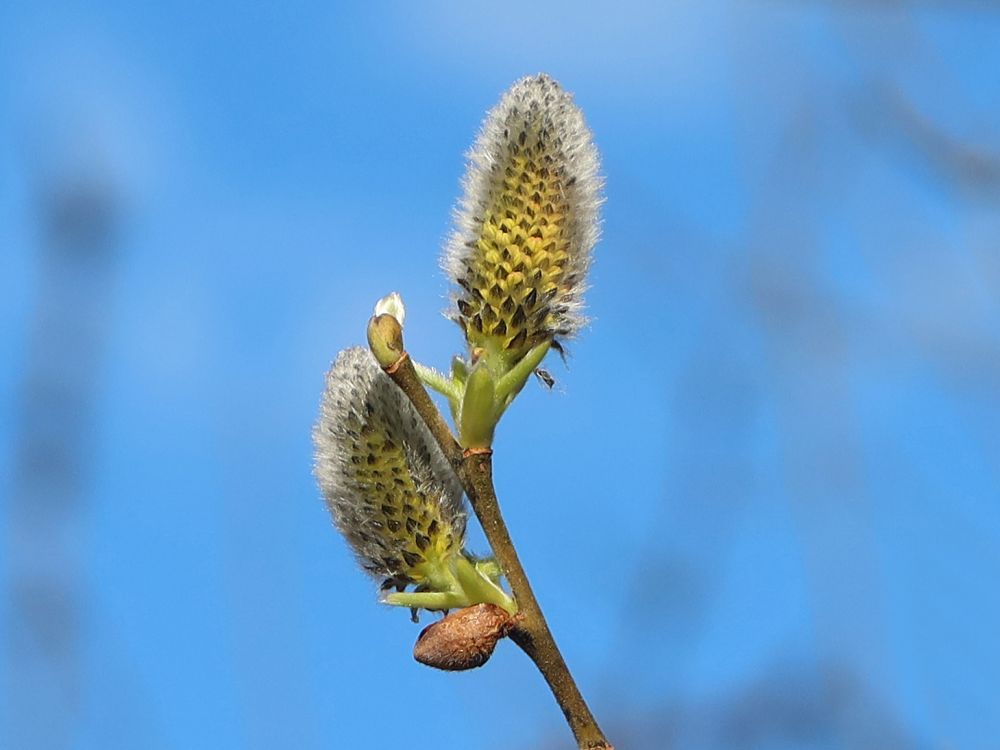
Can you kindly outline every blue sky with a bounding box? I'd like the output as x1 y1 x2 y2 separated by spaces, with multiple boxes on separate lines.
2 3 999 749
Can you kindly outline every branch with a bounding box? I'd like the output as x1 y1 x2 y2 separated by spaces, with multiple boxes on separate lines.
385 352 463 466
383 348 612 750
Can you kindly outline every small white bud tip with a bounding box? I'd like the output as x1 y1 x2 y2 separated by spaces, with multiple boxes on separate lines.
374 292 406 327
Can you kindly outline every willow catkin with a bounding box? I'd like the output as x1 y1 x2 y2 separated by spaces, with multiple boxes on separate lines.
444 73 602 364
313 347 466 587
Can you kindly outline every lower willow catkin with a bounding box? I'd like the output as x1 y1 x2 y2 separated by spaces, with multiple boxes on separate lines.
313 347 466 587
314 346 514 615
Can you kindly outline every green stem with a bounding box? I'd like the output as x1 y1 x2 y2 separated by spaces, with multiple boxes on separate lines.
414 361 461 404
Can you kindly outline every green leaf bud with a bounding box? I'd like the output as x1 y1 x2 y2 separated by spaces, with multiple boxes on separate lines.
367 292 406 368
367 314 404 369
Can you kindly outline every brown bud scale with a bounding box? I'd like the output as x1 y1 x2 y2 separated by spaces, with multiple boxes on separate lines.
413 603 516 671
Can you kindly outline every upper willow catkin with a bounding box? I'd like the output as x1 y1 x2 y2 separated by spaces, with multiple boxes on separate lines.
444 74 602 363
313 347 466 585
